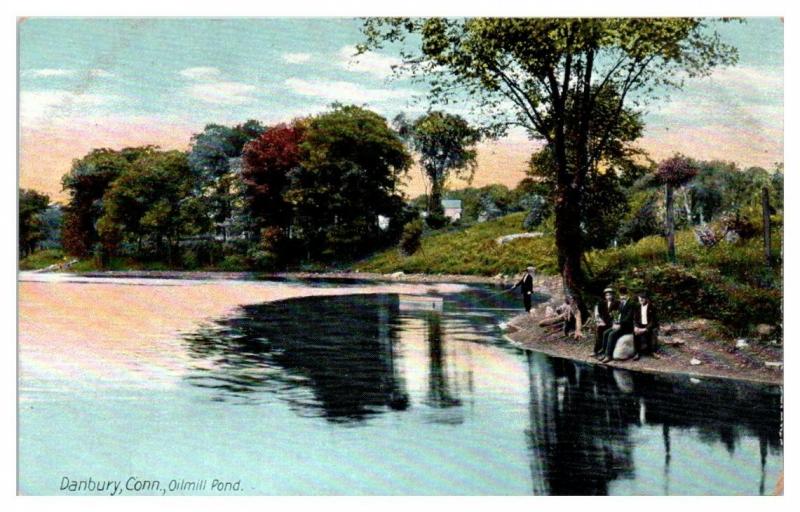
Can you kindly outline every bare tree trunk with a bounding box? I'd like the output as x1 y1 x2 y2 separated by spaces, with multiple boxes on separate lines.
665 183 675 262
762 186 771 264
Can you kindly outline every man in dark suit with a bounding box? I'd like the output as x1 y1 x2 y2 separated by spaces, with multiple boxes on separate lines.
592 287 619 357
600 286 634 363
511 266 536 313
633 291 658 357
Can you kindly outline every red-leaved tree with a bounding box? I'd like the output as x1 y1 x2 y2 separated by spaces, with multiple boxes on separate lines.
241 122 305 236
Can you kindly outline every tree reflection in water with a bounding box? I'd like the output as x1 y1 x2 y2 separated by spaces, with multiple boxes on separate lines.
181 292 781 494
525 352 783 495
183 294 410 422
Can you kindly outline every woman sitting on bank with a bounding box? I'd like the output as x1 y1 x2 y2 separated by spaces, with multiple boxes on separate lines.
539 295 584 339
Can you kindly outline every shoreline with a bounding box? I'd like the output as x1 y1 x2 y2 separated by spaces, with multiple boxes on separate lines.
20 269 783 386
502 276 783 386
36 269 511 285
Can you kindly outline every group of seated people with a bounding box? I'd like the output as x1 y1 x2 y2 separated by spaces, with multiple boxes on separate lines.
538 285 659 363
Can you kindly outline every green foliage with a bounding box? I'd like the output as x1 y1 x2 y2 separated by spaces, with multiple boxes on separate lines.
19 188 51 256
98 149 193 261
399 218 424 255
218 254 248 271
395 111 480 219
19 249 64 270
358 212 558 275
291 104 412 260
521 194 548 230
617 190 662 243
60 147 147 256
587 222 782 333
361 17 738 294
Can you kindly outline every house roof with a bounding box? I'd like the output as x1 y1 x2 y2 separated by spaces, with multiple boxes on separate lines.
441 199 462 209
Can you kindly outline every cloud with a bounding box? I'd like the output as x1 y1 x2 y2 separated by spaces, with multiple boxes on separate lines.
647 65 784 134
20 90 117 121
284 77 412 103
26 69 75 77
179 66 222 80
698 65 783 101
186 81 257 105
337 45 401 78
282 53 312 64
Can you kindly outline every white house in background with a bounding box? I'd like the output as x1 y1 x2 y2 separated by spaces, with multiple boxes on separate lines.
377 215 390 231
442 199 462 221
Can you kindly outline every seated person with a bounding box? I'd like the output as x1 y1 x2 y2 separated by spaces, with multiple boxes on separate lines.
599 286 634 363
539 295 584 339
633 291 659 356
592 287 619 357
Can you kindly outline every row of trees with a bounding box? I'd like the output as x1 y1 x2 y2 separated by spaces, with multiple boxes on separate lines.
58 105 439 268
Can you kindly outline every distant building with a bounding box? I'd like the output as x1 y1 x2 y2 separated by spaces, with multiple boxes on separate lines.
442 199 462 221
377 215 390 231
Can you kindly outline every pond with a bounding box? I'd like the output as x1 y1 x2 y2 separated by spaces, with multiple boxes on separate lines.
18 281 782 495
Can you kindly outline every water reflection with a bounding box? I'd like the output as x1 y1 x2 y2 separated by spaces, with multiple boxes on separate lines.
182 292 782 494
184 294 409 422
525 354 783 495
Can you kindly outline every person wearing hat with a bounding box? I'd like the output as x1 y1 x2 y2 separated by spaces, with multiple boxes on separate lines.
633 291 659 358
510 266 536 314
592 287 619 357
599 285 635 363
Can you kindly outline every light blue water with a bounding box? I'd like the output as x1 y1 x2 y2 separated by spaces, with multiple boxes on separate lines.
18 285 783 495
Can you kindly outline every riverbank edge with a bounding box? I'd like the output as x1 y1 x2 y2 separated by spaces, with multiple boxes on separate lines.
500 276 783 387
62 269 510 285
28 269 782 386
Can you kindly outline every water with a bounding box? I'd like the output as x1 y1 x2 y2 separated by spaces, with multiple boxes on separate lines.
18 281 782 495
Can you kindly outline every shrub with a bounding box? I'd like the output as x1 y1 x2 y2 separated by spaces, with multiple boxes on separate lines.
218 254 248 271
248 250 279 270
694 225 720 247
181 248 200 270
399 219 424 256
522 194 547 230
425 212 448 229
617 193 662 244
718 212 758 240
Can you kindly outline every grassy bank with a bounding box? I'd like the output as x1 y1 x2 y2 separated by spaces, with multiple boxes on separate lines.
355 213 559 276
356 212 782 337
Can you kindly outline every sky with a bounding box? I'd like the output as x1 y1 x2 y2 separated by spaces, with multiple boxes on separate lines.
18 17 784 202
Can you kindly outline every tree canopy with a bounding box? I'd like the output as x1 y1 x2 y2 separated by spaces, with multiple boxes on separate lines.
395 111 480 226
360 17 738 298
19 188 50 256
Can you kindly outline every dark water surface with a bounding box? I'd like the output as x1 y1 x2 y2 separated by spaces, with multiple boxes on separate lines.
19 285 782 495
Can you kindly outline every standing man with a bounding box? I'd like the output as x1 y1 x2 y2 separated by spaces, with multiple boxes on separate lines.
600 285 634 363
633 291 659 358
592 287 619 357
511 266 536 314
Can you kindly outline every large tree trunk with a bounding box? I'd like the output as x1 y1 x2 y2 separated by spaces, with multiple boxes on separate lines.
429 177 444 218
554 184 584 299
665 183 675 261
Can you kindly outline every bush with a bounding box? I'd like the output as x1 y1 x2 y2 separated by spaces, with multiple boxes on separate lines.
522 194 547 230
617 192 661 244
694 225 720 247
718 212 758 240
399 219 424 256
218 254 248 271
181 248 200 270
248 249 279 270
